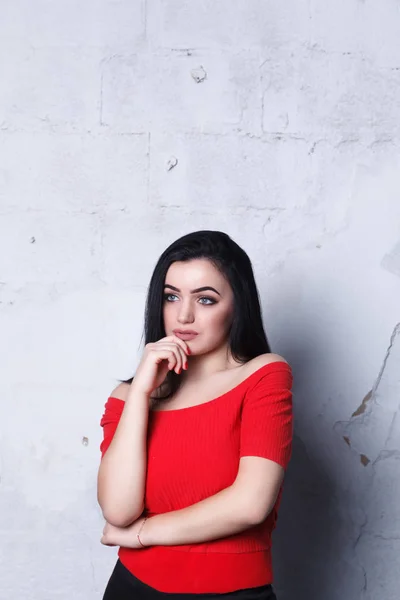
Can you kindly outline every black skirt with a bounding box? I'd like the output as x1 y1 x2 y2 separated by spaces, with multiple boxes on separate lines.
103 560 278 600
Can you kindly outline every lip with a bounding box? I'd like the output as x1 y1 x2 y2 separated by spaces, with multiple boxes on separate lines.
173 329 199 341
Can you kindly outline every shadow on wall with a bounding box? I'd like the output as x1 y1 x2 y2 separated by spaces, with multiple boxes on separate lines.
272 435 339 600
273 323 400 600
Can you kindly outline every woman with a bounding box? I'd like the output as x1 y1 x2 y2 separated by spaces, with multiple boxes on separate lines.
98 230 293 600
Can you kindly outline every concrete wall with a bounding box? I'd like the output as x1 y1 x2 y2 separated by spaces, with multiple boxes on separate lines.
1 2 400 598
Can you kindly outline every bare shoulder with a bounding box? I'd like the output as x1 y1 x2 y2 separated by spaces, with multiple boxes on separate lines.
243 353 289 377
109 382 131 402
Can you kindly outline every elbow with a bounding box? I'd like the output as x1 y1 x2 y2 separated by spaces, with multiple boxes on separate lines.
243 496 276 526
102 512 138 528
97 475 144 527
100 503 144 528
232 483 274 526
98 491 144 527
248 505 273 526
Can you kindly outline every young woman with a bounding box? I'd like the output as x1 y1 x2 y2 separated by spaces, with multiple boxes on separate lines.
97 230 293 600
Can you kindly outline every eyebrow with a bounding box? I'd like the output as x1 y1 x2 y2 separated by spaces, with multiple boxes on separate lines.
164 284 221 297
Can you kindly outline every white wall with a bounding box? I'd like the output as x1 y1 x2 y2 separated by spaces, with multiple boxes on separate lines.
1 2 400 598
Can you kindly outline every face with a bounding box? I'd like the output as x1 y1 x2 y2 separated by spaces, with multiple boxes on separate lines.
162 259 235 355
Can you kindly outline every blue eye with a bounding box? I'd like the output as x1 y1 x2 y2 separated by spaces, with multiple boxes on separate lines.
163 294 216 305
198 297 216 305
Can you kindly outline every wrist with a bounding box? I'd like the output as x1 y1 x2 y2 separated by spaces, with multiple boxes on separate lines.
138 515 159 547
127 383 151 402
136 516 149 547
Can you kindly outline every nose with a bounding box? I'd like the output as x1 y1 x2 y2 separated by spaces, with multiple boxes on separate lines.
177 299 195 324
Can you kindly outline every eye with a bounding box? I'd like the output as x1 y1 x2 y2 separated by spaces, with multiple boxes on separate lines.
198 296 216 305
164 294 178 302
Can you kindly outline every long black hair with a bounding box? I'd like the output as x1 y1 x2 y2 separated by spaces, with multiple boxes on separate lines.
124 230 271 401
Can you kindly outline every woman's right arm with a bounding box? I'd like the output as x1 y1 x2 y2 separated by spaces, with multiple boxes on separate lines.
97 336 190 528
97 381 150 527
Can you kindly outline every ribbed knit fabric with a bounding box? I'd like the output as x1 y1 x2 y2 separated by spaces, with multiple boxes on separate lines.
100 361 293 594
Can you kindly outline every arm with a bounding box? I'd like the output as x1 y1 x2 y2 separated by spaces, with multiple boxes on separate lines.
102 456 284 547
97 382 150 527
141 358 292 546
101 357 293 545
141 457 284 546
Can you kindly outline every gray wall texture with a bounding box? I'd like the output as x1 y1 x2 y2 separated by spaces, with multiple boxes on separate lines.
1 1 400 599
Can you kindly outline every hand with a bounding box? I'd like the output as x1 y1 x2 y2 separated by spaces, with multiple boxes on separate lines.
132 335 191 395
101 516 148 549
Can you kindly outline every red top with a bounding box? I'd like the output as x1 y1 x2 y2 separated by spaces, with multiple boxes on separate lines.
100 360 293 594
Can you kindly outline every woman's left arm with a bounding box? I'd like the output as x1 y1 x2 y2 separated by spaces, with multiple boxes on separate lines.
145 457 284 545
101 457 284 547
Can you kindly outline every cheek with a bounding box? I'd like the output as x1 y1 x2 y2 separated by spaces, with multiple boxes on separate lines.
162 304 173 326
206 306 233 333
163 302 184 330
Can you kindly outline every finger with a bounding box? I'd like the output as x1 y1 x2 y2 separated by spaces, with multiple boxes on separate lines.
166 346 183 374
158 338 190 372
101 535 116 547
152 343 185 374
162 335 191 358
151 348 180 373
174 344 187 372
165 344 186 374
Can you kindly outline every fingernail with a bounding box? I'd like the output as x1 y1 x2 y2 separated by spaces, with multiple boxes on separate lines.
187 347 191 355
184 362 188 370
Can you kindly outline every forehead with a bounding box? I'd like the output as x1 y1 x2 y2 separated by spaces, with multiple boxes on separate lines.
165 259 227 287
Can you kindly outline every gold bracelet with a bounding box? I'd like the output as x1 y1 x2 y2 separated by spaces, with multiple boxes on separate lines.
136 517 148 548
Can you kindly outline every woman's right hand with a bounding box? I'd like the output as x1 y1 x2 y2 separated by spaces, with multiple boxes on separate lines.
131 335 191 395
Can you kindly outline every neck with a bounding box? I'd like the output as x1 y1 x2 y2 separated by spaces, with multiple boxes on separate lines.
181 346 244 383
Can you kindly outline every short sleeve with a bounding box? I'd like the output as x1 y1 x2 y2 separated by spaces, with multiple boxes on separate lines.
239 361 293 470
99 397 124 458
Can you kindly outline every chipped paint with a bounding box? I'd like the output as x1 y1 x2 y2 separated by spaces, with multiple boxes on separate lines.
352 390 373 418
190 66 207 83
166 156 178 171
360 454 370 466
